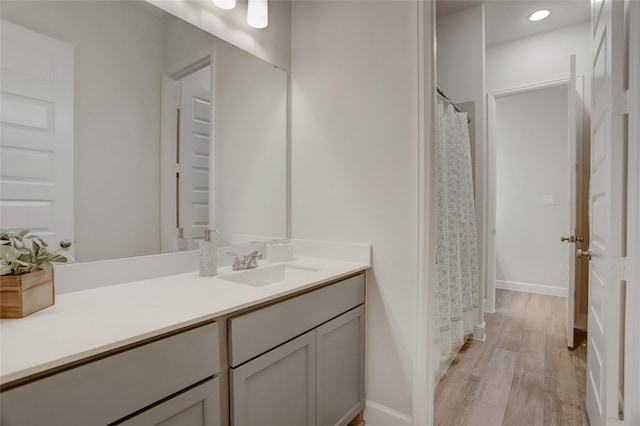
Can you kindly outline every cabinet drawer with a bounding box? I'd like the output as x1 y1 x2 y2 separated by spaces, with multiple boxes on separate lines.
229 273 364 367
118 377 220 426
1 322 219 426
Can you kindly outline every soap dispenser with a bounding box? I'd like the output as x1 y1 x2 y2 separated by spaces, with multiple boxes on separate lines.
173 227 189 252
199 229 219 277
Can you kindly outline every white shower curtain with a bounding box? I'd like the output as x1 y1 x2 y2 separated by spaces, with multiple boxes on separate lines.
435 99 479 376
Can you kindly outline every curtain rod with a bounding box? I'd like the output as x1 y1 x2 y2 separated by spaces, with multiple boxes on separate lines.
437 85 471 123
436 86 463 113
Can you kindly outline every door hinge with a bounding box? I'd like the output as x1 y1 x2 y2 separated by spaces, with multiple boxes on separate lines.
175 163 181 173
614 90 629 115
613 256 627 280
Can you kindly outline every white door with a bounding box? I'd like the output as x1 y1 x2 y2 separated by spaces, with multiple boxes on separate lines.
178 67 211 244
0 20 74 255
565 56 584 349
585 0 626 423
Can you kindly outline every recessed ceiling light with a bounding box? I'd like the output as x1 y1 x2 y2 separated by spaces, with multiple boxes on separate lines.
528 9 551 22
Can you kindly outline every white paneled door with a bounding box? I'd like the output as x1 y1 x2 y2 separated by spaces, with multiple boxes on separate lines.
585 0 626 424
0 20 74 254
178 68 211 244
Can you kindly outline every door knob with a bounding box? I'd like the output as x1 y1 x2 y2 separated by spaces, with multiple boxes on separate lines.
575 236 584 243
576 249 592 260
60 239 72 248
561 236 575 243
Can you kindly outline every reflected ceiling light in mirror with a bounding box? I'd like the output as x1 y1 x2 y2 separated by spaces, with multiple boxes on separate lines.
247 0 268 28
212 0 236 10
528 9 550 22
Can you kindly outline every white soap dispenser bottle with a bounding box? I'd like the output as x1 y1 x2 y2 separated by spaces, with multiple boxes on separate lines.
173 227 189 252
199 229 219 277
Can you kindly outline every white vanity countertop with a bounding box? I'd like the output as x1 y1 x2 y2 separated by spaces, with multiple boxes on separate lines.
0 256 369 386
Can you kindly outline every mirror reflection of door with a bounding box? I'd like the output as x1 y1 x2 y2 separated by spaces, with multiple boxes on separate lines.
178 66 211 248
0 20 75 256
161 64 212 253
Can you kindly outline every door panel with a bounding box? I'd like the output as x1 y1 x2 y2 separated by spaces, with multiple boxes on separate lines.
0 20 74 254
178 67 211 244
316 306 365 426
586 0 626 424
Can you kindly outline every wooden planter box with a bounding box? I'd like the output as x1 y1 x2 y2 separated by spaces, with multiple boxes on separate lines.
1 269 55 319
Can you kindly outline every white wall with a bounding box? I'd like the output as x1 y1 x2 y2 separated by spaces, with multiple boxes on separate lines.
214 42 287 246
148 0 291 71
436 5 486 317
291 2 419 424
486 21 591 97
495 85 569 295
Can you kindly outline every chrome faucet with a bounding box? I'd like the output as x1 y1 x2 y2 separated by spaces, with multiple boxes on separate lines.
227 251 264 270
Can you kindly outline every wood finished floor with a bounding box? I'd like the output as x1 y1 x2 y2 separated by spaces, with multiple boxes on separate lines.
434 289 589 426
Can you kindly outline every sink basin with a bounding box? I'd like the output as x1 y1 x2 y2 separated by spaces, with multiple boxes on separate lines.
219 264 322 287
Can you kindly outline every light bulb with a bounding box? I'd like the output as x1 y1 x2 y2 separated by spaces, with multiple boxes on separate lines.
528 10 550 22
212 0 236 10
247 0 268 29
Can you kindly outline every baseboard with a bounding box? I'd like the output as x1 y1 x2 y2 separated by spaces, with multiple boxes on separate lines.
483 297 496 314
363 400 412 426
496 280 568 297
473 321 486 341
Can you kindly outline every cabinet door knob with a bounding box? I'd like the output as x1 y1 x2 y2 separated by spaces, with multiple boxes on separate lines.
60 239 72 248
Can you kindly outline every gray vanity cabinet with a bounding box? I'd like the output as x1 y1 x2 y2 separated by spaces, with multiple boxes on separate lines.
228 273 366 426
0 322 221 426
230 331 316 426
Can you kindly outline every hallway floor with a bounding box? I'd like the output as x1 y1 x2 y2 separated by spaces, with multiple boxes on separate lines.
434 289 589 426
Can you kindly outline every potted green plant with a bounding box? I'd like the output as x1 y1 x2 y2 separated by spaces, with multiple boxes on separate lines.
0 229 71 318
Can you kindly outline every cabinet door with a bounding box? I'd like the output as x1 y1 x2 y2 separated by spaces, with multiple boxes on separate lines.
231 331 315 426
118 378 219 426
316 305 365 426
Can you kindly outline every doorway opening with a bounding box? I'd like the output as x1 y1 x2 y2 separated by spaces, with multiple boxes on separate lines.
493 83 571 298
160 60 213 253
433 0 594 424
487 77 590 345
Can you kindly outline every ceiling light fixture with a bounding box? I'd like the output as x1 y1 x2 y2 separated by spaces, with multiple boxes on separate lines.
247 0 268 29
212 0 236 10
528 9 550 22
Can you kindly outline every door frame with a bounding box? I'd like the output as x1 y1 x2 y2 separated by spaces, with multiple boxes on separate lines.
413 1 436 425
624 0 640 423
486 79 575 309
160 54 215 253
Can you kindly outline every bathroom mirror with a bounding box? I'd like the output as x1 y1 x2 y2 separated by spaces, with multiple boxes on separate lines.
0 0 287 262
